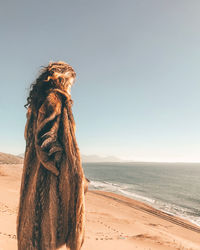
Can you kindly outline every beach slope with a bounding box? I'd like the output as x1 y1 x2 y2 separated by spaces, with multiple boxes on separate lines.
0 163 200 250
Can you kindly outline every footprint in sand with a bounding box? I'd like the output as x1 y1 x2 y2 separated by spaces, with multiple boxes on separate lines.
0 202 16 215
95 221 128 240
0 232 16 239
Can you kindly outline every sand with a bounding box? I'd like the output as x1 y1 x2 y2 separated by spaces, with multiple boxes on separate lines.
0 163 200 250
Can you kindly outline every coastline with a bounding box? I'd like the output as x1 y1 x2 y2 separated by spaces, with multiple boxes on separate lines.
0 164 200 249
84 162 200 229
80 190 200 250
91 186 200 229
90 190 200 232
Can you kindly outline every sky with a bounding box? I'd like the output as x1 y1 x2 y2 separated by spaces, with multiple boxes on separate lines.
0 0 200 162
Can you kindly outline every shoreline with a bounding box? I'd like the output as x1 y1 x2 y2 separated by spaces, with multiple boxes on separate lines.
81 190 200 250
89 190 200 233
90 187 200 229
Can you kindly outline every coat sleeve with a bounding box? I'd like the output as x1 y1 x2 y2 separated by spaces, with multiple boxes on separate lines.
35 92 63 176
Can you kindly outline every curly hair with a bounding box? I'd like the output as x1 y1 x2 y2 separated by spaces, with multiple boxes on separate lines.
25 61 76 112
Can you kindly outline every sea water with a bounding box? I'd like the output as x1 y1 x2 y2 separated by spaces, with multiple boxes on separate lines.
82 162 200 227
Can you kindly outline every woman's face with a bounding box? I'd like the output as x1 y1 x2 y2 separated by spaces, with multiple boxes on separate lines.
66 76 75 95
68 76 75 86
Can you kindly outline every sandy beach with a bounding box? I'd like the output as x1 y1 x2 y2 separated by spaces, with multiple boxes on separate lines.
0 163 200 250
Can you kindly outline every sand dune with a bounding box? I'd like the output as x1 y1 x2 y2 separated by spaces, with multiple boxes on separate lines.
0 163 200 250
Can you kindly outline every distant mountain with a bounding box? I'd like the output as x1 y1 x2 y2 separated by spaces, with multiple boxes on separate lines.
0 152 24 164
18 153 25 158
81 154 122 163
17 152 123 163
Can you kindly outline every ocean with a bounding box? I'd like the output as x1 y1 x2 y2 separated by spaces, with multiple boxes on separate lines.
82 162 200 227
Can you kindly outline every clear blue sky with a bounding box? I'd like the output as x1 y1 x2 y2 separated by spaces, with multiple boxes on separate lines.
1 0 200 162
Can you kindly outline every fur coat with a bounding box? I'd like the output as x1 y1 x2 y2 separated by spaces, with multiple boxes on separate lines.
17 88 86 250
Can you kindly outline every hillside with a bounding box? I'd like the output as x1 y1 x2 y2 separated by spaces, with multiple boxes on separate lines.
17 153 123 163
81 154 122 162
0 152 24 164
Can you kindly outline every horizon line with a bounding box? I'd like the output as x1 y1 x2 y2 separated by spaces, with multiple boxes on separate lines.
1 151 200 164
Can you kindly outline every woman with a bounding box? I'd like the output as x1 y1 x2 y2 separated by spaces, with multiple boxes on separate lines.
17 61 87 250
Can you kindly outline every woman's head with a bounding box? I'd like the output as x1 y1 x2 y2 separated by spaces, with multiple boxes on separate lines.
25 61 76 110
45 61 76 92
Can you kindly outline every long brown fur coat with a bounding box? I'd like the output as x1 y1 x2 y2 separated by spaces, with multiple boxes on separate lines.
17 88 87 250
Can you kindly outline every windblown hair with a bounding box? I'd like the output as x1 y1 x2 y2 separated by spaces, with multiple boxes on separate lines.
25 61 76 113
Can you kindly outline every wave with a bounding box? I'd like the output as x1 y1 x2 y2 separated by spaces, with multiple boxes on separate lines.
89 180 200 227
153 200 200 227
89 180 155 204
